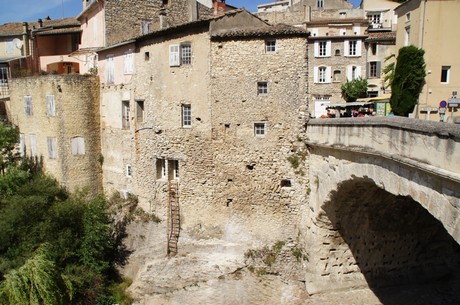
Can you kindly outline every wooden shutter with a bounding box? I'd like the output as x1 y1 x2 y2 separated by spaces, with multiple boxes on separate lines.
169 44 180 66
376 61 382 77
356 40 362 56
344 40 349 57
313 66 319 83
325 66 332 83
314 41 319 57
325 41 331 57
346 65 352 81
46 95 55 116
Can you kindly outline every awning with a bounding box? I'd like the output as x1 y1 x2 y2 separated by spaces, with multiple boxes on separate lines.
356 93 391 103
325 101 375 108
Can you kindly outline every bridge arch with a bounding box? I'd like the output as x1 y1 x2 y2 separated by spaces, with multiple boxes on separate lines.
304 118 460 294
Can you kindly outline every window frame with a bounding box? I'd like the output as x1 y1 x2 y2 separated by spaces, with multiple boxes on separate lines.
47 137 57 159
126 165 132 178
181 44 192 65
318 66 327 83
71 136 85 156
46 94 55 116
317 0 324 8
156 158 166 180
265 40 277 53
106 54 114 84
123 50 134 74
257 81 268 95
29 134 37 157
136 100 144 124
24 95 33 116
254 123 266 137
441 66 451 84
122 100 130 129
182 104 192 128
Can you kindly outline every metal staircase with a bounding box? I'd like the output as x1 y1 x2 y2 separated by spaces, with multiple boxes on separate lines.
167 180 180 256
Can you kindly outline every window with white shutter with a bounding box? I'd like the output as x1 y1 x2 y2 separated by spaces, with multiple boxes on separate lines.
106 55 114 84
46 94 55 116
47 137 57 159
347 65 361 80
71 137 85 155
169 44 180 66
19 134 25 156
29 134 37 157
315 66 331 83
124 51 133 74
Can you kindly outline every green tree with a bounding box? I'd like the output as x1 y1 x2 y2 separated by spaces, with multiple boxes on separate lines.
341 77 368 102
382 54 395 89
0 123 19 174
390 46 426 116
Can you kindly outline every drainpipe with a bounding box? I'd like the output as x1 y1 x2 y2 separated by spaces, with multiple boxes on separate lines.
418 0 428 120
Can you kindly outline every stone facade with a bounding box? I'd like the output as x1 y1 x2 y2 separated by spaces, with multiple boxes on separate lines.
104 0 214 46
8 75 102 193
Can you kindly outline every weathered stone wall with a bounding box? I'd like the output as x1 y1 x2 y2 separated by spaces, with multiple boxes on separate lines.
104 0 213 45
209 35 310 243
8 75 102 193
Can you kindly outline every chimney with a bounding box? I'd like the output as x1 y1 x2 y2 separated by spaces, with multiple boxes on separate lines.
38 19 43 28
159 8 167 29
22 22 29 56
213 0 226 16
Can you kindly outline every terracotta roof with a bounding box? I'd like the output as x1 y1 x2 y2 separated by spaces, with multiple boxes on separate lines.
305 18 369 25
0 17 79 36
366 31 396 42
212 23 309 38
34 26 81 35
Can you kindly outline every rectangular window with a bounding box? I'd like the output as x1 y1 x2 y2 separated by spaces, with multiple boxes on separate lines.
254 123 266 136
370 43 377 55
156 158 166 179
168 160 179 180
319 67 327 83
317 0 324 8
319 41 327 56
170 44 192 66
29 134 37 157
71 137 85 155
47 137 57 159
106 55 114 84
265 40 276 53
441 66 450 83
257 82 268 95
46 94 55 116
349 40 357 56
405 26 410 46
141 20 152 35
368 13 381 27
182 104 191 127
315 40 331 57
24 96 32 116
136 100 144 123
369 61 380 78
19 133 25 156
181 44 192 65
126 165 132 178
124 51 133 74
122 101 130 129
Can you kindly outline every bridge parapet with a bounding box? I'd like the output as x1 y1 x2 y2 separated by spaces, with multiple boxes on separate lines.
306 117 460 183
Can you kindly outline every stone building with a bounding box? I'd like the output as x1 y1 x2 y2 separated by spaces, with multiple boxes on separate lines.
95 9 309 252
307 18 368 117
361 0 399 97
8 75 102 193
395 0 460 121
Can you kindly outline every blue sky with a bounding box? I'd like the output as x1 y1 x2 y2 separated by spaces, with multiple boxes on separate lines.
0 0 361 24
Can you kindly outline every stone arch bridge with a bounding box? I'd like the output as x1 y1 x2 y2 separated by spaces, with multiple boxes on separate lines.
304 117 460 295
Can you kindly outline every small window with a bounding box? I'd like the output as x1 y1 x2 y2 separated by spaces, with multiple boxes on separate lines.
318 67 327 83
169 44 192 66
406 12 411 22
317 0 324 8
369 61 381 78
265 40 276 53
29 134 37 157
168 160 179 180
156 158 166 179
349 40 357 56
333 70 341 82
254 123 266 136
162 0 169 5
335 49 340 56
441 66 450 83
182 104 191 127
141 20 152 35
144 52 150 61
122 101 130 129
71 137 85 155
106 55 114 84
181 44 192 65
24 96 33 116
19 134 25 156
281 179 292 188
126 165 132 178
257 82 268 95
46 94 55 116
370 43 377 55
124 51 134 74
136 100 144 123
47 137 57 159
